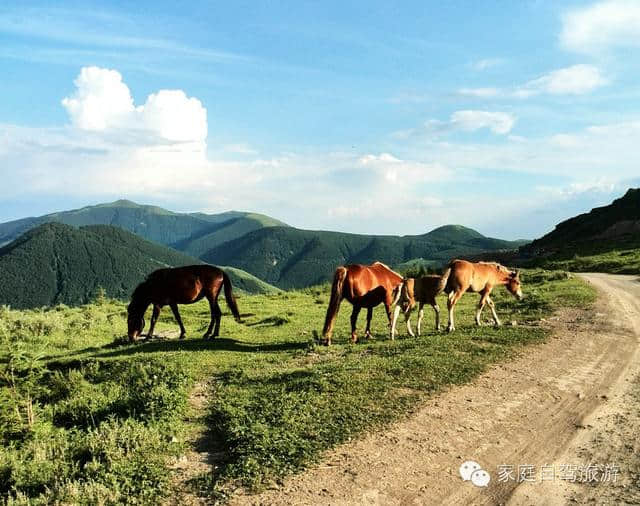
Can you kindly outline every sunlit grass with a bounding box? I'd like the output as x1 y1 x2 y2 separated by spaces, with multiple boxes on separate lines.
0 269 595 503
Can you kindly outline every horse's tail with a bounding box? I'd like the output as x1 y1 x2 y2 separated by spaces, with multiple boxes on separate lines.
222 272 241 322
439 265 453 294
322 266 348 340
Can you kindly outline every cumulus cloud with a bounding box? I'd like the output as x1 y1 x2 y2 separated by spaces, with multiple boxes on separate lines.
450 110 516 134
62 67 134 130
561 0 640 53
62 66 207 144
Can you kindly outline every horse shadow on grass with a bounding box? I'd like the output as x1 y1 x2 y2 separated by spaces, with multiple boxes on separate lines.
47 336 308 366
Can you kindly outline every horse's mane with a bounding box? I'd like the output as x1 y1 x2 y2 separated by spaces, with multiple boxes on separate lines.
129 280 151 313
371 261 402 278
477 261 511 273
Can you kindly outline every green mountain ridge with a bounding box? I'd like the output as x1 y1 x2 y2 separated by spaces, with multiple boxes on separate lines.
202 225 525 289
0 200 529 295
172 213 288 257
524 188 640 254
0 223 278 309
0 200 286 248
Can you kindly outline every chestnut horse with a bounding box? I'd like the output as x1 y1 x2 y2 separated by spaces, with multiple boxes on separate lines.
391 274 448 338
321 262 403 345
441 259 523 332
127 265 241 342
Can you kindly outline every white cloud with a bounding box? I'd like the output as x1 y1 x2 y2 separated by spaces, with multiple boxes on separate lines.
561 0 640 53
450 110 516 134
457 87 500 98
461 65 608 100
537 179 617 197
471 58 505 71
62 66 207 144
141 90 207 143
516 64 608 96
358 153 451 183
402 119 640 181
62 67 134 131
223 143 258 155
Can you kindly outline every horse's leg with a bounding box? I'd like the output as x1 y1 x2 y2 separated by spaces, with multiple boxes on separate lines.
405 305 415 338
487 296 501 326
432 301 441 331
147 305 160 337
212 302 223 337
391 304 401 340
350 305 361 343
384 294 399 340
203 297 216 339
170 303 186 339
365 307 373 339
416 302 425 336
447 291 463 332
476 291 490 326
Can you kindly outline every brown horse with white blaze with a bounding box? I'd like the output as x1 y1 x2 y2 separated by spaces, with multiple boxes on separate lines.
127 265 241 342
322 262 404 345
441 259 523 332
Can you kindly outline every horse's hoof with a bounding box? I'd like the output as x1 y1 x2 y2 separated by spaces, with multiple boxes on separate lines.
179 335 186 340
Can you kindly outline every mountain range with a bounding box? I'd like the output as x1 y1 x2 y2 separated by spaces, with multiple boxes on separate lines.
0 200 527 296
0 199 286 249
0 223 279 309
2 189 637 308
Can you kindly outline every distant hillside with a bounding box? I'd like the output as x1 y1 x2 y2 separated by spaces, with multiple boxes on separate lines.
0 201 528 292
524 188 640 255
172 213 287 257
0 223 276 309
221 266 282 295
202 225 524 289
0 200 287 248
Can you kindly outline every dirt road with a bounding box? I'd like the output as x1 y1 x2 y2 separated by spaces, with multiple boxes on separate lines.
231 273 640 505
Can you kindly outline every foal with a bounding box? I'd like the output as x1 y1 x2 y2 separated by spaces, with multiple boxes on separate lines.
392 274 448 338
442 259 523 332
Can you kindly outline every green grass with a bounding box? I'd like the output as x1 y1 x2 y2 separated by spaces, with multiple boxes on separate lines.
532 245 640 274
0 269 596 504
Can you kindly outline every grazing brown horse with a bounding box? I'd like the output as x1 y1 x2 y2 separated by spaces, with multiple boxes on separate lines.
441 259 523 332
322 262 404 345
392 274 448 338
127 265 241 342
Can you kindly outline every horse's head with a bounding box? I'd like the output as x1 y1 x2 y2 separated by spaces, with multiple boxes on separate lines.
127 303 146 341
399 278 416 313
506 270 523 300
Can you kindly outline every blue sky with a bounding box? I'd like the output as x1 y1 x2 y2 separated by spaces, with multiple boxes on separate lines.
1 0 639 239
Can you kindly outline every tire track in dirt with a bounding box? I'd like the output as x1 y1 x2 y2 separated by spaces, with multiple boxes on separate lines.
230 274 640 505
508 273 640 505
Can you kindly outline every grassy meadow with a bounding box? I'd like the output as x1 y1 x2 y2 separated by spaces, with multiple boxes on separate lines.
0 270 596 504
534 247 640 274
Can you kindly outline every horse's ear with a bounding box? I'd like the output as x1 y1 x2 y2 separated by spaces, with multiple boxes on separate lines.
513 270 521 278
